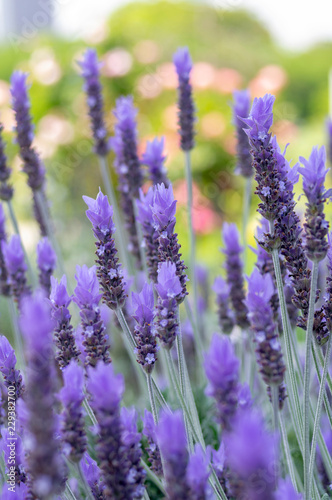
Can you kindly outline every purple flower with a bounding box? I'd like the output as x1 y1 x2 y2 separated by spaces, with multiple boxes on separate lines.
298 145 330 262
155 262 181 350
142 136 169 186
36 237 57 296
187 444 211 500
74 265 111 367
222 223 248 328
120 407 146 499
59 361 87 462
142 409 163 476
173 47 195 151
204 334 240 430
243 93 275 147
2 235 30 306
246 269 285 386
136 186 159 282
10 72 47 235
83 190 126 310
152 183 188 302
156 410 190 498
0 124 13 201
0 336 25 400
0 204 10 296
80 49 110 156
275 478 302 500
87 362 135 499
20 291 66 498
80 452 105 498
224 408 278 500
232 89 252 177
50 275 80 369
132 282 158 373
212 276 234 334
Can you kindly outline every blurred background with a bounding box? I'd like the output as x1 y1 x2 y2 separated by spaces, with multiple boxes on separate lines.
0 0 332 277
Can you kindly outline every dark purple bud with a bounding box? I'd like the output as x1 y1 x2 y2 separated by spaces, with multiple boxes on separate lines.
132 283 158 373
152 183 188 302
173 47 195 151
83 190 127 309
155 261 181 350
246 269 285 386
74 265 111 368
87 362 136 499
299 146 330 262
0 124 13 201
80 49 110 157
142 409 163 476
212 277 234 334
20 291 67 498
204 334 240 430
59 361 87 462
36 237 57 296
0 336 25 400
142 136 169 186
267 382 287 410
222 223 249 328
2 235 30 307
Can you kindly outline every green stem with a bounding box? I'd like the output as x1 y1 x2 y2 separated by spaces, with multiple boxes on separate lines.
147 373 158 424
65 483 78 500
312 345 332 428
279 412 301 491
308 332 332 497
184 151 199 339
83 396 98 428
304 260 319 500
98 156 132 274
141 459 166 495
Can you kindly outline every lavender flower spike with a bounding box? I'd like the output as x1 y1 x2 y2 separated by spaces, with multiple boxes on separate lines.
80 49 110 157
142 409 163 476
0 335 25 400
204 334 240 430
20 291 66 498
224 408 278 500
173 47 195 151
212 277 234 334
36 237 57 296
136 186 159 282
155 261 181 350
0 124 13 201
2 235 30 306
87 361 135 499
156 410 190 499
222 222 249 328
74 264 111 367
50 275 81 368
246 268 286 386
187 444 211 500
232 89 252 177
0 204 10 296
132 282 158 373
298 145 330 262
142 136 169 186
121 407 146 499
59 361 87 462
152 182 188 302
83 189 126 309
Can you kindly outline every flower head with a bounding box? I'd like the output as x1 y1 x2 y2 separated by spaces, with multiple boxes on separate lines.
20 290 53 350
2 235 26 274
205 334 239 390
142 137 168 186
59 361 85 406
299 146 331 204
74 264 101 308
173 47 193 80
151 183 177 231
132 282 154 324
83 189 115 237
113 96 138 132
155 261 182 299
50 275 71 308
87 361 124 412
243 94 275 146
37 237 57 272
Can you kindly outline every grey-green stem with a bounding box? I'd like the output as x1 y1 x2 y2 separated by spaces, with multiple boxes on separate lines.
304 260 319 500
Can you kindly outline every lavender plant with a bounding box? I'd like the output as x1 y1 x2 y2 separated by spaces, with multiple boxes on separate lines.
3 42 332 500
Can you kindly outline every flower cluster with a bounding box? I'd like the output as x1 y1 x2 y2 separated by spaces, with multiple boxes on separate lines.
212 277 234 334
142 136 169 186
173 47 195 151
36 237 57 296
0 336 25 400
